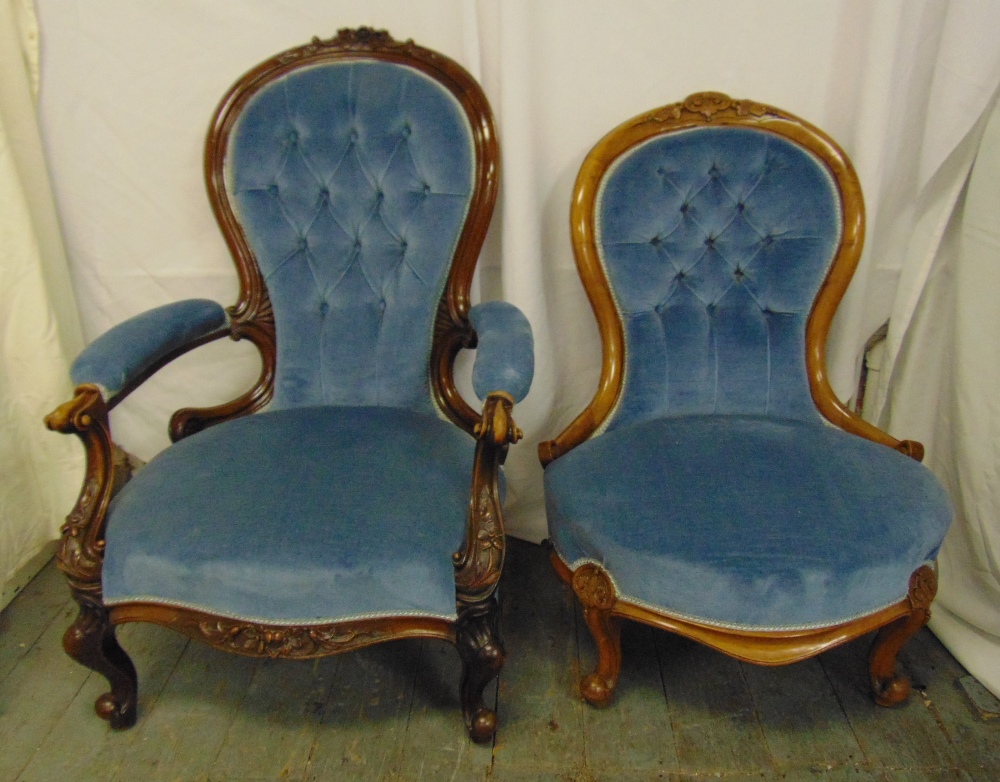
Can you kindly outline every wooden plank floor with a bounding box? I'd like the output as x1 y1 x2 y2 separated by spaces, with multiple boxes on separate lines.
1 539 997 781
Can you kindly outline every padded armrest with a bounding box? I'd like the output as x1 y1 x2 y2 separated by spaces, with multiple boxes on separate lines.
71 299 229 399
468 301 534 403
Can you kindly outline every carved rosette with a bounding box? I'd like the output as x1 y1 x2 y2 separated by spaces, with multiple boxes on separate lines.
572 564 616 611
454 393 522 604
908 565 938 612
196 618 388 659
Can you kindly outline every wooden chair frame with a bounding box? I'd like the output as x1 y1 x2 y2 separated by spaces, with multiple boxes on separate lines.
539 92 935 708
45 28 517 742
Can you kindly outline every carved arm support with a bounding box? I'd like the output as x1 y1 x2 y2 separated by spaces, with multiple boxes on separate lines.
453 392 523 606
44 386 133 598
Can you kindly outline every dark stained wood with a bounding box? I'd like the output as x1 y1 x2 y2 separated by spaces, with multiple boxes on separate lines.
42 26 520 743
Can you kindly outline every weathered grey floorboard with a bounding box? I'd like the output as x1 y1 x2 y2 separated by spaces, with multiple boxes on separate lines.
742 656 866 772
15 623 188 782
108 640 257 782
582 621 678 775
209 655 338 782
0 562 71 684
820 635 963 773
302 640 421 781
1 548 997 781
491 540 586 778
657 632 773 776
0 601 90 780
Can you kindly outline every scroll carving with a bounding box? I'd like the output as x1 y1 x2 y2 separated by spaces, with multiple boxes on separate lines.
194 618 389 659
46 386 135 596
645 92 772 125
453 393 522 604
274 27 431 65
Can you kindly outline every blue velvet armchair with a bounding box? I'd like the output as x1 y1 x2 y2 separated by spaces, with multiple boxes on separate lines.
540 93 952 708
45 28 532 742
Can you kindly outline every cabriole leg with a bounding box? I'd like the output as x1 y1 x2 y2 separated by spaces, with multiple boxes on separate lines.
869 565 937 706
455 598 504 742
63 596 138 728
572 563 622 707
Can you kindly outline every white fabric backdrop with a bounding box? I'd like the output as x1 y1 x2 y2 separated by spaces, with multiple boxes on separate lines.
0 0 83 609
879 95 1000 699
31 0 1000 691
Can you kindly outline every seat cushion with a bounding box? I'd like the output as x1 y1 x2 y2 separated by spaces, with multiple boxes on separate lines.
103 406 475 625
545 415 952 630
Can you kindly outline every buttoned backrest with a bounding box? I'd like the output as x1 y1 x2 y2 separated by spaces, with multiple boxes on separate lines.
219 53 478 413
596 124 842 431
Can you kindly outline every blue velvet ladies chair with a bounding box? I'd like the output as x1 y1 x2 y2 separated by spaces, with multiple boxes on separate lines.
44 28 533 742
539 93 951 708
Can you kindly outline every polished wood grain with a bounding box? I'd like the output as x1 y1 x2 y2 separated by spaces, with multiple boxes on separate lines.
43 27 515 742
540 93 938 711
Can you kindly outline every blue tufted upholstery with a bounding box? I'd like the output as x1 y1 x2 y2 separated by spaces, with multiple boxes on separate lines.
544 98 952 655
546 415 952 630
597 127 839 430
103 406 473 624
227 61 475 412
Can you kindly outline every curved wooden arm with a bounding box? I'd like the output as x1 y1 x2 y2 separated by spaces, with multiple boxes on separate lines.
44 386 137 599
453 392 523 605
169 307 275 441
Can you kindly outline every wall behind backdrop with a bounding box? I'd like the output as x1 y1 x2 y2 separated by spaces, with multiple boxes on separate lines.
28 0 1000 696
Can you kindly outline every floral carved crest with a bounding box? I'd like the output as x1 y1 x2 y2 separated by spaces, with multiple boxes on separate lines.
646 92 772 125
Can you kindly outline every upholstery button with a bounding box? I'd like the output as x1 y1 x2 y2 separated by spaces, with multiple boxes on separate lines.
287 130 298 145
318 188 329 203
401 123 412 138
737 202 746 212
319 302 329 316
379 300 387 311
421 183 431 195
704 236 715 248
675 271 686 281
656 167 666 176
354 239 362 250
376 191 384 203
400 240 408 252
650 236 661 246
734 267 745 282
267 184 279 196
680 203 690 214
297 238 308 252
763 234 775 246
350 128 359 142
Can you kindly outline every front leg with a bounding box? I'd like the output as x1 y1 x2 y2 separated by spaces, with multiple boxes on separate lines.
456 598 504 742
572 563 622 707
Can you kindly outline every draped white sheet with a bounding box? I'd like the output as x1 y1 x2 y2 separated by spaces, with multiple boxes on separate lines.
879 95 1000 699
0 0 83 610
32 0 1000 693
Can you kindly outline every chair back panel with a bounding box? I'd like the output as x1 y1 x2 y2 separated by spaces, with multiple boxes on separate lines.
224 59 475 412
596 125 841 431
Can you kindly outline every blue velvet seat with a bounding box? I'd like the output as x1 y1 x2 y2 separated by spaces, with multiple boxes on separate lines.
540 93 952 709
45 28 532 742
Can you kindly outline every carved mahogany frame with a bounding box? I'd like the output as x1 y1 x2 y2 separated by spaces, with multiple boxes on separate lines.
540 92 934 707
45 28 514 742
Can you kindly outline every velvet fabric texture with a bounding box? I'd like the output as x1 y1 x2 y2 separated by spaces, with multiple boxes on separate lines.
469 301 534 403
227 60 475 413
70 299 227 397
596 127 840 431
103 406 474 624
546 415 953 630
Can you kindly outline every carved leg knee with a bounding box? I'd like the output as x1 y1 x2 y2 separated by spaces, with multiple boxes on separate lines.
571 563 621 707
869 565 937 707
63 599 137 728
456 599 504 742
